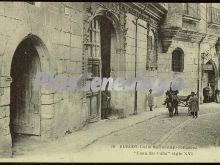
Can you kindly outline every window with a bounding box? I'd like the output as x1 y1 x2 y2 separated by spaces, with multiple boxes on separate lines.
88 58 100 78
87 17 101 77
146 30 157 70
208 5 220 25
88 17 100 59
183 3 200 19
172 48 184 72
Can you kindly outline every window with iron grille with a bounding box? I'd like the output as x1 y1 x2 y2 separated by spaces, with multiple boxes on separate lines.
172 48 184 72
87 17 101 77
85 17 101 121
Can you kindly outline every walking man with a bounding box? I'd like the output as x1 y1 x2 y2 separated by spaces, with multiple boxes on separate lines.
147 89 154 111
101 84 111 119
188 92 199 118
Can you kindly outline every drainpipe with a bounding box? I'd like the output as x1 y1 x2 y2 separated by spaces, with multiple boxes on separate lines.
198 36 205 104
132 4 147 115
134 17 138 115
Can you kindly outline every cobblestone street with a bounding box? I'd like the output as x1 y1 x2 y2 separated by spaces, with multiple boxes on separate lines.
74 103 220 162
2 3 220 163
78 103 220 148
2 103 220 162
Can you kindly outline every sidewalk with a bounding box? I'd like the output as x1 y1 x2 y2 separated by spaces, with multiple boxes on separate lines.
3 107 167 162
3 103 218 162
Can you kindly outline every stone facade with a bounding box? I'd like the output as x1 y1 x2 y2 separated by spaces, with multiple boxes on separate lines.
161 3 220 103
0 2 86 157
0 2 220 158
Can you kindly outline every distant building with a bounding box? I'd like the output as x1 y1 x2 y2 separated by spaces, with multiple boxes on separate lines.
0 2 220 157
161 3 220 104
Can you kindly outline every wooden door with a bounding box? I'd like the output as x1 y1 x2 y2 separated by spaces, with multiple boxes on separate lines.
11 41 41 135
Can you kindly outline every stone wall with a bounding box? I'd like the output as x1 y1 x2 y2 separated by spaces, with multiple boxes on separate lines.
124 12 164 113
166 40 199 95
0 2 87 157
1 2 220 158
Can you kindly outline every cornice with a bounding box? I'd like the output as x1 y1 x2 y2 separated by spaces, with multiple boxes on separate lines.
174 30 206 43
132 3 168 21
160 26 220 53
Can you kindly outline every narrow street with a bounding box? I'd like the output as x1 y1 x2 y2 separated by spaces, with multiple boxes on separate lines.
78 104 220 149
74 103 220 162
3 103 220 162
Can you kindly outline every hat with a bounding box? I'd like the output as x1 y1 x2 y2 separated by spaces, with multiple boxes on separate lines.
174 90 179 94
191 92 195 95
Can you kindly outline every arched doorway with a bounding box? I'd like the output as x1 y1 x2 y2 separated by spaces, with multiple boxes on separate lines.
10 37 41 141
86 14 118 121
203 60 218 103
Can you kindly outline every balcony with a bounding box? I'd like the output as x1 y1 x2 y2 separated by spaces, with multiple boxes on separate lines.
183 3 201 22
208 7 220 27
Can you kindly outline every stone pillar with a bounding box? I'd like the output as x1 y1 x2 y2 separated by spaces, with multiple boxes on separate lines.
40 88 56 141
0 76 12 157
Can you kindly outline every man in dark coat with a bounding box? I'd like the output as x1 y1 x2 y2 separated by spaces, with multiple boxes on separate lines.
101 84 111 119
188 92 199 118
216 90 220 103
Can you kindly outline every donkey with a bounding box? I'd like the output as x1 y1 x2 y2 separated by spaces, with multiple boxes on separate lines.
163 91 174 117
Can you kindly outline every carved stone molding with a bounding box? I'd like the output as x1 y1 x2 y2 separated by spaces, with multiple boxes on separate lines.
159 27 181 53
159 27 212 53
174 30 206 43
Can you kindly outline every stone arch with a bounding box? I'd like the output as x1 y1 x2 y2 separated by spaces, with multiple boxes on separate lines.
202 59 219 103
173 47 184 55
86 8 122 47
11 34 50 74
206 59 219 89
0 28 56 156
9 34 51 139
84 7 125 77
1 32 52 80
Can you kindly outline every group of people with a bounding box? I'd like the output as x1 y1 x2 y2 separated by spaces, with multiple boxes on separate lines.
203 83 213 103
203 83 220 103
146 89 199 118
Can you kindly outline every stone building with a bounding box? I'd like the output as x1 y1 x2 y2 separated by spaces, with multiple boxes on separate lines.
0 2 220 157
161 3 220 103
